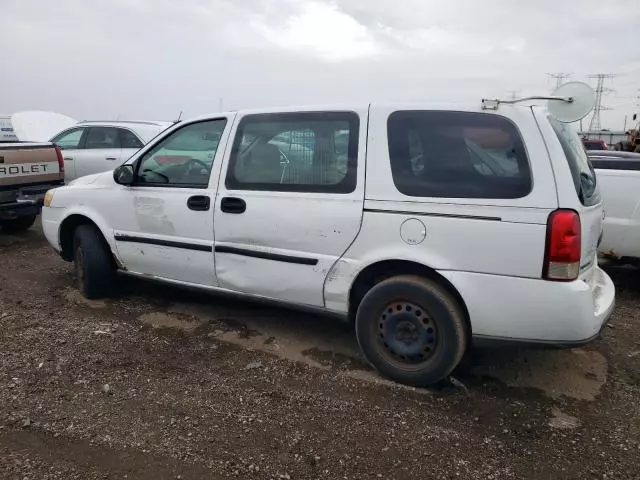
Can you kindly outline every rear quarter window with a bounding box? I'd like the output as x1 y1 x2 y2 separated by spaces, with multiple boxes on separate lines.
548 116 600 207
387 111 532 199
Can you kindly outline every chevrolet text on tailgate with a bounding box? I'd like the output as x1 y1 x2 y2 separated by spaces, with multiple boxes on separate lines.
0 142 64 232
41 82 615 386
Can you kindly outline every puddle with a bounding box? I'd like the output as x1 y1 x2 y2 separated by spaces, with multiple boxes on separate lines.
472 348 607 401
138 312 202 332
64 289 107 309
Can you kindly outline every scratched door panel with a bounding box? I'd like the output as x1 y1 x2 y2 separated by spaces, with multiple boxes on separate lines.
213 108 368 307
111 186 215 286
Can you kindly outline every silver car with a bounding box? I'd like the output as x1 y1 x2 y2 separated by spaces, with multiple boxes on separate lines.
51 120 173 182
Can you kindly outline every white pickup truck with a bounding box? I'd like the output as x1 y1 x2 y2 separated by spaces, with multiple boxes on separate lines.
590 151 640 261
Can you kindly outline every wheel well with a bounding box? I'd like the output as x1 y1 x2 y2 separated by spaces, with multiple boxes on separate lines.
59 215 113 266
348 260 471 334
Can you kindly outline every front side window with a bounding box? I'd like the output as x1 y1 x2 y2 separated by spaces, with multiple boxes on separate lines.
226 112 359 193
134 119 227 187
387 111 532 199
51 128 84 150
549 116 600 206
85 127 120 149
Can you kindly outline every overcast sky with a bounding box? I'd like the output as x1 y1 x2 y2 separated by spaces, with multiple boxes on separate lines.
2 0 639 130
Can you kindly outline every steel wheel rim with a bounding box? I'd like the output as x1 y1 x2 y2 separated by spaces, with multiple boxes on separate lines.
374 301 439 366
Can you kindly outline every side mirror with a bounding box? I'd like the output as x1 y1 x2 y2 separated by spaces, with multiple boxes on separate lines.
113 164 134 185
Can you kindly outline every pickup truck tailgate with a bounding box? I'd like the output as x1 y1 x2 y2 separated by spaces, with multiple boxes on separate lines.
0 143 63 186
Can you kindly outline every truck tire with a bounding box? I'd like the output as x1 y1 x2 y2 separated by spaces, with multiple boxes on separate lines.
73 224 114 299
0 214 37 233
355 275 467 387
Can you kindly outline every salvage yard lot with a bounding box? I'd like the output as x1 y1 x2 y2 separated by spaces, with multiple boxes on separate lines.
1 226 639 479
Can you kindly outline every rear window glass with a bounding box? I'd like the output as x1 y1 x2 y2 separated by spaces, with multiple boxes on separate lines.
548 116 600 207
387 111 532 199
583 140 606 150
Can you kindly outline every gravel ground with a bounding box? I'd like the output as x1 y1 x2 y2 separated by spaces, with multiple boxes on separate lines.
1 224 639 479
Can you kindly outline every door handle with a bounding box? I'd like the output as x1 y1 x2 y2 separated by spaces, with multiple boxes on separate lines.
220 197 246 214
187 195 210 211
105 157 118 161
63 157 74 161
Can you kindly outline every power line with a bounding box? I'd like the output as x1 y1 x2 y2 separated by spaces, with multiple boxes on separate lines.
547 73 572 90
587 73 616 132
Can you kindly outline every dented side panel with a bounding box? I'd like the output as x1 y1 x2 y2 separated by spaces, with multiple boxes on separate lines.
213 107 368 307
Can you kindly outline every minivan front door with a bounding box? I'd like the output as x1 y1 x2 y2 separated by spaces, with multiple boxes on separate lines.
106 117 233 286
213 109 367 307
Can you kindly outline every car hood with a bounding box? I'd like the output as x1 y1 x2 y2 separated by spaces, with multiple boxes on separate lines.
11 110 77 142
67 170 114 188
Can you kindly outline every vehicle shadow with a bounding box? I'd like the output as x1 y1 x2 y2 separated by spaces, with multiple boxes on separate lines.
112 274 610 399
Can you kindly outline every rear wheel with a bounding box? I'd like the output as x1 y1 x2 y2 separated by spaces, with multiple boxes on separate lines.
73 224 114 299
355 275 467 387
0 214 37 233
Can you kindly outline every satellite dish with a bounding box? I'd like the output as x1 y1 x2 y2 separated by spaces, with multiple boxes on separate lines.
548 82 595 123
10 110 77 142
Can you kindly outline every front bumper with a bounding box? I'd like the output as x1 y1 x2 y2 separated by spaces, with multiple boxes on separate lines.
41 206 63 253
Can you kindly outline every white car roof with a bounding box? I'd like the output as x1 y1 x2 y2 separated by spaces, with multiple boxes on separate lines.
180 101 535 123
74 120 174 143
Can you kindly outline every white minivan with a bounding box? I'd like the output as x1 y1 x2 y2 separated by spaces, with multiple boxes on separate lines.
41 101 615 386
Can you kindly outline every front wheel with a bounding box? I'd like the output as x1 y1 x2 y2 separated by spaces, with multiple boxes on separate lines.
73 224 115 299
0 214 37 233
355 275 468 387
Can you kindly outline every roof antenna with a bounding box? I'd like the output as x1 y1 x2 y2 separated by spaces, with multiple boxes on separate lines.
174 110 183 123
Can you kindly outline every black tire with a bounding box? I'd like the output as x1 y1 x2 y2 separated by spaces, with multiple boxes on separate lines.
73 224 114 299
0 214 37 233
355 275 467 387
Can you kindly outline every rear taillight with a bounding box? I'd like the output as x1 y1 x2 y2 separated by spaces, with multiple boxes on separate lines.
54 145 64 175
543 209 581 281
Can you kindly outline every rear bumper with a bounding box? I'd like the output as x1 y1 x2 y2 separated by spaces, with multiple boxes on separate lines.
0 199 42 220
441 266 616 345
0 184 61 220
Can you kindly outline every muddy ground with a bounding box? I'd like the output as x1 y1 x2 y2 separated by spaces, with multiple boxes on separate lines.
0 225 639 479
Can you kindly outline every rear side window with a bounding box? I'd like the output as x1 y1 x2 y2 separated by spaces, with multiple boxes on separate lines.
387 111 532 199
226 112 359 193
548 116 600 206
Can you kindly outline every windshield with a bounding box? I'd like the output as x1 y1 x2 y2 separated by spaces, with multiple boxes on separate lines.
549 116 600 206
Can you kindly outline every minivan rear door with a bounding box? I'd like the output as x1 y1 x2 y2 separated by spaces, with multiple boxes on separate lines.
544 114 603 274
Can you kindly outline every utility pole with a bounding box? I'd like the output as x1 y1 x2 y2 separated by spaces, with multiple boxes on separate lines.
507 90 520 100
547 73 572 90
587 73 616 133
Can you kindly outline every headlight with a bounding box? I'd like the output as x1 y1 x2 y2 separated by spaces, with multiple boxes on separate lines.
43 189 55 207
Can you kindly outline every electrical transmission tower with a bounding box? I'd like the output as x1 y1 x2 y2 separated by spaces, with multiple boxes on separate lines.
547 73 572 90
587 74 616 132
